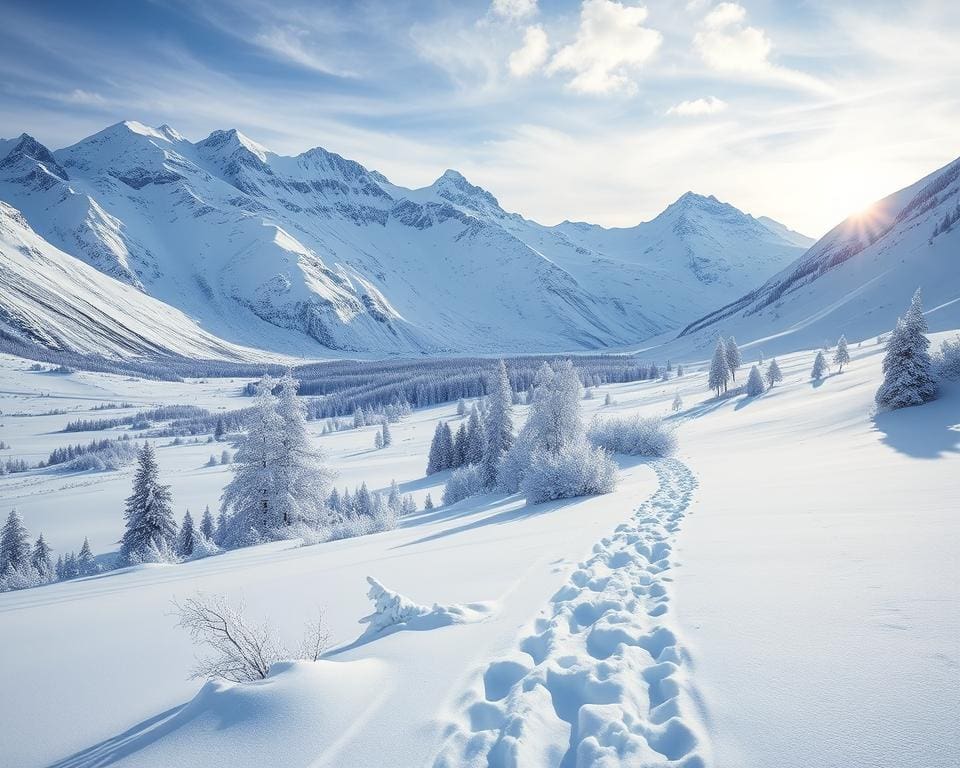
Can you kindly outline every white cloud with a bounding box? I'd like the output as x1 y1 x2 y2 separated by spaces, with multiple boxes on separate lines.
491 0 538 21
508 25 549 77
667 96 728 116
254 26 354 77
57 89 107 106
694 3 831 94
547 0 662 95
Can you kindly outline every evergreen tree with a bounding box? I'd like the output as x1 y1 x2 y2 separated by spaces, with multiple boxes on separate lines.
811 351 828 380
214 417 225 441
876 289 937 410
120 443 176 564
834 334 851 373
441 423 455 469
676 364 684 377
328 488 342 519
353 406 366 428
220 376 283 544
178 510 196 557
453 423 468 467
55 554 64 581
672 392 683 412
456 398 467 417
374 430 383 449
745 365 766 396
424 493 434 511
766 359 783 388
526 360 583 454
31 533 53 580
64 552 79 579
201 506 215 540
709 337 730 397
272 373 334 529
355 482 372 517
465 406 486 465
381 420 392 448
426 422 444 475
215 508 228 546
0 510 30 574
77 537 95 576
725 337 743 381
387 480 402 514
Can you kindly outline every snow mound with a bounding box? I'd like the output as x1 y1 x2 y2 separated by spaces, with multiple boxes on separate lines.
435 459 708 767
361 576 492 637
50 659 387 768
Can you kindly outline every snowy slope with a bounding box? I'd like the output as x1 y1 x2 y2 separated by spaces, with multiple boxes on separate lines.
0 122 809 357
678 157 960 354
0 333 956 767
0 202 272 359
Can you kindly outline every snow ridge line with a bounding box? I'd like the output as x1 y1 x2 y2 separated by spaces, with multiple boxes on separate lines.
434 458 707 768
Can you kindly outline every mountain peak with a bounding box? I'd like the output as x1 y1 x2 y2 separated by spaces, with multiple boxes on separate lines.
197 129 269 163
0 133 68 180
431 169 502 214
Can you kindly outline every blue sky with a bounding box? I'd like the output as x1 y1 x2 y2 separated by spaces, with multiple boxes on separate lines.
0 0 957 236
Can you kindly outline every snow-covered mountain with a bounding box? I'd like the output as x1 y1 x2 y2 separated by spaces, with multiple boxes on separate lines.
0 121 811 358
678 156 960 353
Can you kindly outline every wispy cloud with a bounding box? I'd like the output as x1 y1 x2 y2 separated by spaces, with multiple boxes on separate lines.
491 0 538 22
253 25 355 77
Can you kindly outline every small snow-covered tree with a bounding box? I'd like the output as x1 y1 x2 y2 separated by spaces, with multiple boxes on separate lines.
1 510 30 575
676 364 684 377
834 334 851 373
811 350 828 380
440 423 455 469
456 398 466 417
709 337 730 397
725 337 742 381
374 430 383 450
672 392 683 412
766 359 783 388
424 493 434 511
604 392 612 406
220 450 231 465
465 407 486 466
426 422 444 475
31 533 53 581
353 406 366 429
876 289 937 410
77 537 95 576
178 510 196 557
201 506 215 540
214 418 225 442
746 365 765 396
387 480 402 514
381 420 392 448
453 423 468 468
206 454 218 467
120 444 176 564
483 360 514 488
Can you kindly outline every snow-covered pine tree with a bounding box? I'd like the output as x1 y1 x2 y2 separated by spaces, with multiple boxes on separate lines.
441 423 455 470
355 482 372 517
273 373 334 530
676 364 684 377
453 423 468 468
374 430 383 450
55 554 64 581
424 493 434 511
746 365 766 396
672 392 683 412
178 510 196 557
426 422 444 474
483 360 514 488
387 480 401 514
215 508 228 545
875 289 937 410
220 376 284 545
709 337 730 397
381 420 392 448
201 506 215 540
725 337 743 381
31 534 53 581
834 334 851 373
465 407 486 465
77 537 95 576
120 443 177 564
354 406 366 429
206 454 218 467
766 359 783 388
811 350 828 380
214 417 225 442
0 509 30 574
456 398 466 417
401 495 417 516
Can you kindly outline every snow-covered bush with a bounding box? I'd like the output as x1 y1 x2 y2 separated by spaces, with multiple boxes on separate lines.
522 442 617 504
587 414 677 457
935 335 960 380
443 463 486 506
186 531 221 560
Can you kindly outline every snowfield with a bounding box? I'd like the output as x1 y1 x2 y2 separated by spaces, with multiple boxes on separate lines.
0 328 957 767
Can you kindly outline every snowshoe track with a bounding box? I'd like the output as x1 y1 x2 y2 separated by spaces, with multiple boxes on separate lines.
434 458 707 768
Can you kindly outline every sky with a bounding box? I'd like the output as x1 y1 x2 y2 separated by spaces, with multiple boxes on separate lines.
0 0 957 237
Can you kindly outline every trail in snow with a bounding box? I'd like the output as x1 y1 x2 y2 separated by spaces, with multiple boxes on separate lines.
434 458 706 768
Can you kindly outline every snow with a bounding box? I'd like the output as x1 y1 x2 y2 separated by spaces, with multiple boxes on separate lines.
0 122 810 358
0 331 957 767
